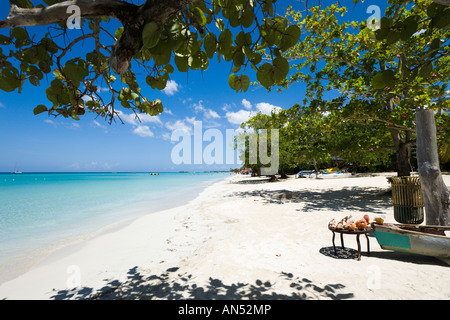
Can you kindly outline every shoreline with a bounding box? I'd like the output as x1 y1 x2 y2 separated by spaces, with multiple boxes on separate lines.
0 174 228 286
0 173 449 300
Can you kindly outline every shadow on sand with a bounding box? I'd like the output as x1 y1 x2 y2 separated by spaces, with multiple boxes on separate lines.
50 267 354 300
229 187 392 213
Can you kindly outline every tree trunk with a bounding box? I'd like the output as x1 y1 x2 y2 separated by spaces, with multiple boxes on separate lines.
415 109 450 226
313 158 319 172
390 128 412 177
396 143 411 177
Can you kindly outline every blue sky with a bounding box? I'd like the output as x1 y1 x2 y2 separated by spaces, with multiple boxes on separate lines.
0 0 388 172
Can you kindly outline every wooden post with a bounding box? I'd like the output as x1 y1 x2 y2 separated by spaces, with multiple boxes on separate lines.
415 109 449 226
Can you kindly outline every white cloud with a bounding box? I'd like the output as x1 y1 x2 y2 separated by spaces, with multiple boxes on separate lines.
163 80 179 96
133 125 154 138
44 119 80 130
222 103 232 112
225 109 253 125
97 86 110 93
162 132 171 140
205 109 220 119
255 102 282 115
0 101 5 108
164 109 174 116
241 99 252 110
93 120 106 129
92 120 109 133
225 101 282 126
165 118 193 135
193 100 221 119
137 113 163 126
68 162 80 170
185 116 196 125
117 111 162 126
116 110 161 138
182 97 192 105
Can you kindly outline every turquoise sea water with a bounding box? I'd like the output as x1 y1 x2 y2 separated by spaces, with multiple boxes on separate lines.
0 172 228 282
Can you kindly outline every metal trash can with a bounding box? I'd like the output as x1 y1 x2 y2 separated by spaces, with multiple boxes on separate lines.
390 176 424 224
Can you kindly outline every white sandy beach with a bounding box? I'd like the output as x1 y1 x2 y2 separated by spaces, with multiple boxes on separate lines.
0 173 449 300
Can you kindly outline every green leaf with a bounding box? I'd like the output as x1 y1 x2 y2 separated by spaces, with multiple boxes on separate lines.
33 105 48 115
204 33 217 58
0 68 20 92
17 0 33 8
419 62 432 79
193 7 207 26
235 31 252 47
240 74 250 92
174 55 189 72
12 27 29 42
142 22 161 49
280 25 301 51
46 79 69 107
375 17 391 41
146 74 168 90
43 0 58 5
399 54 410 79
228 74 240 91
427 2 447 18
257 63 274 89
371 70 396 89
272 57 289 83
64 60 89 82
240 8 254 28
233 50 245 68
429 38 442 57
386 31 401 45
153 51 171 66
115 27 124 40
432 9 450 30
147 99 163 116
218 29 233 55
0 35 11 45
400 16 418 41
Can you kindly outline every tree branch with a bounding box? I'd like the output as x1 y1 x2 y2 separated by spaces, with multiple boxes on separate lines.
0 0 197 75
288 53 372 77
0 0 137 28
432 0 450 6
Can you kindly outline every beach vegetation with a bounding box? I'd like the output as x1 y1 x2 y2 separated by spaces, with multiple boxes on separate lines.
276 0 450 177
241 0 449 224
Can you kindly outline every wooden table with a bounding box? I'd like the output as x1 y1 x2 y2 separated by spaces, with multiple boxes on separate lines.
329 226 371 261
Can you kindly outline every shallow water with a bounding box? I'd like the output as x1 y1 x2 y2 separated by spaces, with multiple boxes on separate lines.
0 172 228 282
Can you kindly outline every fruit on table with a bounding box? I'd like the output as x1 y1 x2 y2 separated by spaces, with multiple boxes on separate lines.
329 215 377 231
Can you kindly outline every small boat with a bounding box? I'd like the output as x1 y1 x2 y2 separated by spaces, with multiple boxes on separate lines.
295 170 316 178
372 223 450 260
11 170 22 174
316 171 352 179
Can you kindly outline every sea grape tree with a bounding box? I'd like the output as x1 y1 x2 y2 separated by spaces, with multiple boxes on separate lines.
278 1 450 177
0 0 300 122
